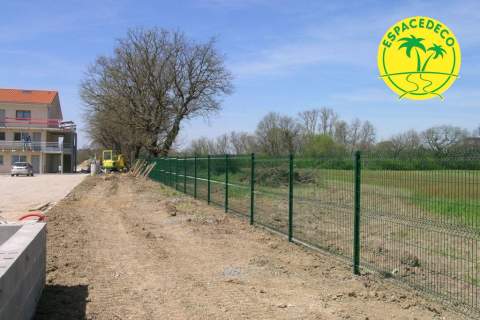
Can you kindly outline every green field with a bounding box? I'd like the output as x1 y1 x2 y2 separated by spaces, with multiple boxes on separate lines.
316 169 480 227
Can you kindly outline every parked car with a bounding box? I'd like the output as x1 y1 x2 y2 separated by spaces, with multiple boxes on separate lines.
11 162 34 176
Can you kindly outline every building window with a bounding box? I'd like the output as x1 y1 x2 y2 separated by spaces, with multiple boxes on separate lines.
11 155 27 165
0 155 3 165
16 110 31 120
0 132 4 140
14 132 29 141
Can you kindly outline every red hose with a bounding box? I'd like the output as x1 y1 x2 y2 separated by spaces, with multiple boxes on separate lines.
18 212 47 222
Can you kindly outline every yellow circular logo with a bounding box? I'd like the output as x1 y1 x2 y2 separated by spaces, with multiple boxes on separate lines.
378 16 461 100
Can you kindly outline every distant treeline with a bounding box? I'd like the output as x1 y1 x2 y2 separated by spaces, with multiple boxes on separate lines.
182 108 480 170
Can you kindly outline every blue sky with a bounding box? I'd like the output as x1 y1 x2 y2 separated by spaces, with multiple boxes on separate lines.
1 0 479 147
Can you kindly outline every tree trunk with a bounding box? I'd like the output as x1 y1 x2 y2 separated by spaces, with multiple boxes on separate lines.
149 149 160 158
134 146 141 160
161 115 183 156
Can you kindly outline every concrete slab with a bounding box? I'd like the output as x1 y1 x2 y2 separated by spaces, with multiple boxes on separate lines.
0 222 46 320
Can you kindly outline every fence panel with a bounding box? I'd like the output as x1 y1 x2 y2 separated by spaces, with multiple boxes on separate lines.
145 153 480 315
292 156 355 259
360 154 480 313
195 157 209 201
185 157 195 197
149 158 161 182
253 156 290 235
208 156 226 207
226 155 251 217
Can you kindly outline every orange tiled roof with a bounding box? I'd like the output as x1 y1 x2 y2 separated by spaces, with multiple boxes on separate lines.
0 88 58 104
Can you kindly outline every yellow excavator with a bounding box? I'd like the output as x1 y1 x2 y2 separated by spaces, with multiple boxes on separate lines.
101 150 126 172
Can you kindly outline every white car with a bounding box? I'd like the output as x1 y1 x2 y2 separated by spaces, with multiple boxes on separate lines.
11 162 34 177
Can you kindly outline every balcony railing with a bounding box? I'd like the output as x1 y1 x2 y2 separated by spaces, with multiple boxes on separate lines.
0 117 63 129
0 141 72 153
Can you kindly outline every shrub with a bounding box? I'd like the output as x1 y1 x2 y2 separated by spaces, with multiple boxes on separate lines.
254 167 315 187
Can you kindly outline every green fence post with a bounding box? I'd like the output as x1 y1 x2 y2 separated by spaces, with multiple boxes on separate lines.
225 154 229 212
288 154 294 242
194 155 197 199
353 150 361 275
183 156 187 194
250 153 255 225
207 155 211 204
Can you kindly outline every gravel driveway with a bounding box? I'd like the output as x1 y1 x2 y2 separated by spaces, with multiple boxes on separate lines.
0 174 86 220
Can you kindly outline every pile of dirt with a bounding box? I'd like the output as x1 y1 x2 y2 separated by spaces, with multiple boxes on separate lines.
253 167 315 186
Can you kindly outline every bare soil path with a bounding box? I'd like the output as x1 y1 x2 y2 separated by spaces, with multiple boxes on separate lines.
34 175 464 319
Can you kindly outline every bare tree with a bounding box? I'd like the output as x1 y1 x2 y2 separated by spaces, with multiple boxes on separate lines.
390 129 421 157
347 118 362 151
298 109 320 136
230 131 257 154
256 112 303 155
188 137 212 155
422 125 468 155
84 95 144 163
334 120 349 145
358 120 376 150
212 134 230 154
81 28 233 158
319 107 338 136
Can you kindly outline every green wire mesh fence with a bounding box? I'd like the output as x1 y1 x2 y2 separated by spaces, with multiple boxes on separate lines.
146 152 480 315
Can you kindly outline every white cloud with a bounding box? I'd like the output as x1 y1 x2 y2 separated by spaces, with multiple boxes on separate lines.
230 0 480 78
230 36 375 77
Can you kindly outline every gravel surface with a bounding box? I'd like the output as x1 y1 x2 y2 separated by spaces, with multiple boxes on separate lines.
0 174 86 220
34 175 466 319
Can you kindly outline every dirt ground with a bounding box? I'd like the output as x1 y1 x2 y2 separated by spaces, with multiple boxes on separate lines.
0 174 86 220
34 174 465 320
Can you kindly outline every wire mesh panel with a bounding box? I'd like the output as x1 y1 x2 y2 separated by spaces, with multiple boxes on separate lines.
184 157 196 197
163 158 172 187
149 159 161 182
209 156 226 208
160 158 168 183
293 157 354 258
174 158 183 192
227 155 251 217
253 156 289 235
360 154 480 313
196 157 209 201
170 158 176 189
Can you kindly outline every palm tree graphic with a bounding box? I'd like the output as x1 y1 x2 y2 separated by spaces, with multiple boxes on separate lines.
421 43 447 71
398 35 426 72
395 35 449 98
